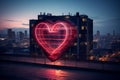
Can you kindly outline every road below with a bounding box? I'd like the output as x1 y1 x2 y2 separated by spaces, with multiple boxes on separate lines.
0 61 119 80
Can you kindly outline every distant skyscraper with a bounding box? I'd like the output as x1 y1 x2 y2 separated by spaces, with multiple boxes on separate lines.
29 12 93 60
12 31 15 40
7 29 12 39
19 31 24 41
96 30 100 39
7 29 15 41
24 30 27 38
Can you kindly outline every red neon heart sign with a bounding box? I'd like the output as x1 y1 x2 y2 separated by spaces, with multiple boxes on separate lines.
34 21 76 61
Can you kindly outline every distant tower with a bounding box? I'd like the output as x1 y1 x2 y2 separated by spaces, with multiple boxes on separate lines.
96 30 100 40
24 30 27 38
96 30 100 37
7 29 12 40
7 29 15 41
19 31 24 41
12 31 15 40
16 32 19 42
96 30 101 48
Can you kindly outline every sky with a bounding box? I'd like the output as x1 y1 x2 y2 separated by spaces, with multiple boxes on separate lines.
0 0 120 35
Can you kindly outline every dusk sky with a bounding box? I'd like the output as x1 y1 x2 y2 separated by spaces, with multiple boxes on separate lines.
0 0 120 34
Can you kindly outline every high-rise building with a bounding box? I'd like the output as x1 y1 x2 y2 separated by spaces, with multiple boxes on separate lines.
24 30 27 38
19 31 24 41
29 12 93 60
7 29 15 41
96 30 100 40
7 29 12 40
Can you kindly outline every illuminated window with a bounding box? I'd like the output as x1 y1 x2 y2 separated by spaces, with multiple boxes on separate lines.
81 26 85 30
85 42 87 45
74 43 77 46
82 18 87 22
31 24 34 27
86 26 87 30
79 34 81 38
65 16 69 19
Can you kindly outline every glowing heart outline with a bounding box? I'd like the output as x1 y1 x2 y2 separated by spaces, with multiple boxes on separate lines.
34 21 75 61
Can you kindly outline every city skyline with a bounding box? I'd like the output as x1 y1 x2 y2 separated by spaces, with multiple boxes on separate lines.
0 0 120 35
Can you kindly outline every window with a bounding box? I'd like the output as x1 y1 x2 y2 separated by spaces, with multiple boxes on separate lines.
79 34 81 38
31 24 34 27
82 18 87 22
86 26 87 30
85 42 88 45
65 16 69 19
81 26 85 30
74 43 77 46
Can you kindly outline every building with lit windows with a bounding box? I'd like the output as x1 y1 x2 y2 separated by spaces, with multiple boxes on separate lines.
29 12 93 60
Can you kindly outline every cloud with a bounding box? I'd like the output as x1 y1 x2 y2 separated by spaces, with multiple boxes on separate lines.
4 19 20 22
22 23 29 26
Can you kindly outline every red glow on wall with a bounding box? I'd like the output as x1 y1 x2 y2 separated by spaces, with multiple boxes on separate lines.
34 21 77 61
